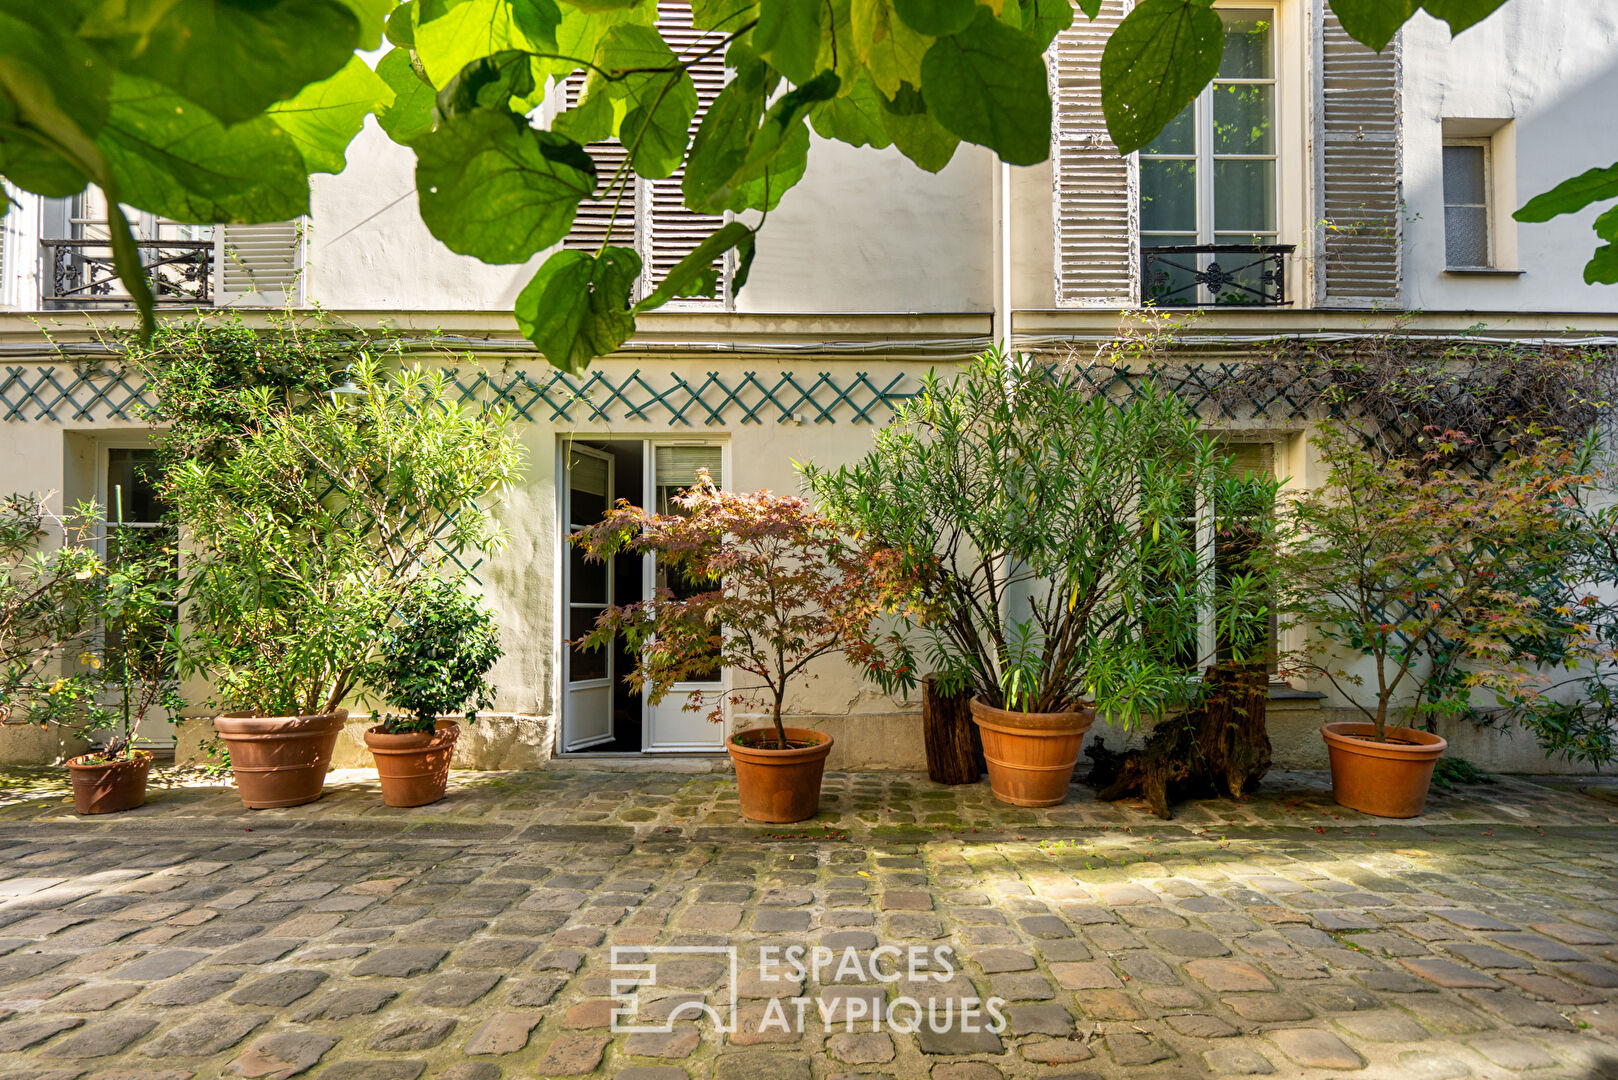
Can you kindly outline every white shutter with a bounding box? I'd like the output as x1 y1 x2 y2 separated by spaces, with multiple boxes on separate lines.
1052 0 1136 306
562 76 637 255
644 0 728 307
1315 1 1401 307
214 221 303 306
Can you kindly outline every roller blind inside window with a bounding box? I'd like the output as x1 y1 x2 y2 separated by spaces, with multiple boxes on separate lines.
655 445 722 489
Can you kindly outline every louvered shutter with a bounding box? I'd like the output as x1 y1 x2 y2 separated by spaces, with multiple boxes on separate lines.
1052 0 1136 306
644 0 728 306
561 76 637 255
1316 1 1401 307
214 221 302 306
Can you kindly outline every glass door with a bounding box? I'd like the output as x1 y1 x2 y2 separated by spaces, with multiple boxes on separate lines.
561 445 615 751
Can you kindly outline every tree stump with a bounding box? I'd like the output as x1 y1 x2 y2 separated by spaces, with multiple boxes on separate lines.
923 676 981 785
1083 665 1270 819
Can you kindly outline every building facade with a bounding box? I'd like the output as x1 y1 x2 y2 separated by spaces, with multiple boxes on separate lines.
2 0 1615 773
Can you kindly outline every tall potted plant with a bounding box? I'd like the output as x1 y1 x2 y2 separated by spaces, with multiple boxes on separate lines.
366 577 501 808
804 351 1273 806
571 477 903 823
1258 424 1586 817
133 318 522 809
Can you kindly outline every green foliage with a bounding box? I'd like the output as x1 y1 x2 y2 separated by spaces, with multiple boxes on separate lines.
803 349 1276 720
1430 754 1494 790
377 576 501 734
128 315 523 717
1257 424 1590 742
1516 162 1618 286
7 0 1576 369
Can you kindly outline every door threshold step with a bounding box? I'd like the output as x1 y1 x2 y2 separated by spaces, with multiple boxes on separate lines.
553 754 730 773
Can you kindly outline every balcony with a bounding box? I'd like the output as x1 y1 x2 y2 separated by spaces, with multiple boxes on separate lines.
1141 244 1295 307
41 238 213 310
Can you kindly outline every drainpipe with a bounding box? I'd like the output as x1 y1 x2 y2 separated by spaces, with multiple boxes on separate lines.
999 160 1013 356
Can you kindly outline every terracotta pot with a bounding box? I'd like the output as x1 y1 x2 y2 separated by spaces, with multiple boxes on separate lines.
365 720 460 808
727 727 834 823
213 710 346 809
1321 722 1447 818
66 750 152 815
971 699 1096 807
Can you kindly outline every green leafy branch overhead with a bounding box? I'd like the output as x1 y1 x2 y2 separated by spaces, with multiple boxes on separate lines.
0 0 1567 373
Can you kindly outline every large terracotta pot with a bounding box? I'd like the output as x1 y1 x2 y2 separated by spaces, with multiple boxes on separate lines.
971 699 1095 807
364 720 460 808
727 727 834 824
1321 722 1447 818
66 750 152 815
213 710 346 809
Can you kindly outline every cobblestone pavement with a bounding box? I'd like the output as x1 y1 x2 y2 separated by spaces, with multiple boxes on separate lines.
2 767 1618 1080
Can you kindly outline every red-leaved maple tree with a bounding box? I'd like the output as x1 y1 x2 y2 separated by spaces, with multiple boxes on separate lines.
569 474 915 749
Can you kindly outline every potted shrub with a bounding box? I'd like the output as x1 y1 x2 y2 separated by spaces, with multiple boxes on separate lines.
571 477 901 823
367 577 501 807
132 318 522 809
1259 424 1586 817
804 351 1273 806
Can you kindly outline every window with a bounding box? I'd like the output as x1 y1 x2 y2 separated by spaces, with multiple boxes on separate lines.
562 2 732 308
1140 8 1278 304
1442 142 1491 268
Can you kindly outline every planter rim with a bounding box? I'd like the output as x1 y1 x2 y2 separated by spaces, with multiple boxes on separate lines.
364 721 460 749
727 726 834 758
214 709 348 734
1321 721 1447 759
970 697 1095 733
66 749 153 771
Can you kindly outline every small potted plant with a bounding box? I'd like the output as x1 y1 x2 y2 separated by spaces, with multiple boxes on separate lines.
571 476 903 823
1260 424 1585 817
366 577 500 807
805 351 1272 806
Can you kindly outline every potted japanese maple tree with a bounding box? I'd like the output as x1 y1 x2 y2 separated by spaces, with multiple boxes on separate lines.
571 477 903 823
366 577 501 807
1260 424 1585 817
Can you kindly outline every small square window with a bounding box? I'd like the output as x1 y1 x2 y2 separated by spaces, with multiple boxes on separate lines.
1443 142 1491 268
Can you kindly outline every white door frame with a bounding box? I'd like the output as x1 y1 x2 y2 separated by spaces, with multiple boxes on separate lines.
560 443 616 751
554 435 730 755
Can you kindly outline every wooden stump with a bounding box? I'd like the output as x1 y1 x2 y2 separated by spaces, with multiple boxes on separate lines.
923 676 981 785
1083 665 1270 819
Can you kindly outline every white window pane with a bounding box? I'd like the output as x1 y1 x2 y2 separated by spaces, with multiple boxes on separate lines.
1443 145 1487 205
1444 205 1490 266
1144 103 1195 155
1213 159 1276 233
1218 10 1274 79
1141 159 1198 233
1212 83 1274 154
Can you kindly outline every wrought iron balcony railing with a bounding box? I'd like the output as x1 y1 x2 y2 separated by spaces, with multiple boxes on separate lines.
40 238 213 309
1141 243 1295 307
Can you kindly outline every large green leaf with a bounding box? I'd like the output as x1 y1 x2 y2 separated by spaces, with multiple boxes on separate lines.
595 24 699 179
635 220 754 310
810 70 894 148
753 0 823 84
374 47 436 141
515 246 641 373
268 55 392 174
851 0 931 97
1101 0 1222 155
98 75 312 223
1585 245 1618 286
1328 0 1416 52
881 103 959 173
892 0 974 36
691 0 756 30
100 0 363 126
920 7 1050 166
415 108 595 262
334 0 396 47
1515 162 1618 223
682 63 766 211
723 119 808 211
414 0 560 85
434 50 538 118
1021 0 1075 50
533 0 655 80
